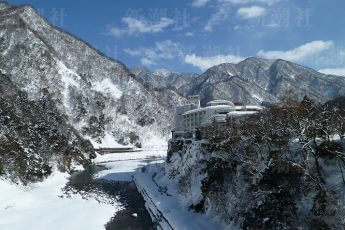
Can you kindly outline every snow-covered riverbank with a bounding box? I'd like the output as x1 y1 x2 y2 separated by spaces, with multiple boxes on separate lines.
93 148 227 229
93 149 166 181
0 171 118 230
134 164 227 230
0 147 226 230
0 148 166 230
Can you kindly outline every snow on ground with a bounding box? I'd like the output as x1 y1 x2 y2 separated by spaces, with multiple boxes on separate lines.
134 164 228 230
93 149 167 164
0 147 227 230
93 149 167 181
136 128 170 150
252 94 263 102
87 131 168 150
92 148 228 229
57 60 81 82
0 149 167 230
88 133 128 149
92 78 122 99
57 60 81 116
0 171 120 230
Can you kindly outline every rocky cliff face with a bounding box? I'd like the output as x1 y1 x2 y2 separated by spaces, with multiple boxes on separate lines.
166 137 345 229
0 2 186 147
166 96 345 229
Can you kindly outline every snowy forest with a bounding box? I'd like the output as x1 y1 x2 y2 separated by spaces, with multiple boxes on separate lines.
167 93 345 228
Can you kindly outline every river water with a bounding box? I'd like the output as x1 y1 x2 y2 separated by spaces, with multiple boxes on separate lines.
66 164 155 230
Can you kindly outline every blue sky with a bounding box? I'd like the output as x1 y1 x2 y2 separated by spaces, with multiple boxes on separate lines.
6 0 345 75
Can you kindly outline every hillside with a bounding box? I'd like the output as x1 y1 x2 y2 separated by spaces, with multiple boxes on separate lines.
0 2 186 148
133 57 345 106
0 72 94 183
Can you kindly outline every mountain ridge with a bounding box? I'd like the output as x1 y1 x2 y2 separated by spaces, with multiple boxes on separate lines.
133 56 345 106
1 2 345 146
0 2 187 148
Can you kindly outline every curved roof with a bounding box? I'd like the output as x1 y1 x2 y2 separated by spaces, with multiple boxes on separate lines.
226 111 258 117
206 100 235 107
183 105 235 116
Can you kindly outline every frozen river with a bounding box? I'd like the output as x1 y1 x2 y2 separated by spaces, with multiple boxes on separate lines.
0 149 166 230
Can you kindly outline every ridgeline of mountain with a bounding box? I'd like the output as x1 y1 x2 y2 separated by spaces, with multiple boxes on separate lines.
1 1 345 183
186 57 345 105
0 2 187 148
135 57 345 106
130 66 199 92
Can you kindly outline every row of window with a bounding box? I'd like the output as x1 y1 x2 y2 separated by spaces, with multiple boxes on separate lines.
184 111 207 118
185 117 201 122
184 120 200 124
184 120 200 127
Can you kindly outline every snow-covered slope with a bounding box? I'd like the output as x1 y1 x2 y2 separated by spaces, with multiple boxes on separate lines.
131 57 345 106
183 57 345 105
0 72 94 183
0 2 186 147
130 66 199 93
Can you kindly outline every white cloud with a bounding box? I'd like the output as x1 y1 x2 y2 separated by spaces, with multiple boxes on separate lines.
184 54 246 71
185 32 195 37
237 6 266 19
122 48 141 56
192 0 211 7
204 6 230 32
204 0 282 31
140 58 156 66
319 68 345 77
107 17 174 37
107 27 126 37
257 40 334 62
220 0 281 5
124 40 184 66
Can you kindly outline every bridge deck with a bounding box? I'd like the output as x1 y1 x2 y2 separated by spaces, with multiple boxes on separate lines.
95 147 142 154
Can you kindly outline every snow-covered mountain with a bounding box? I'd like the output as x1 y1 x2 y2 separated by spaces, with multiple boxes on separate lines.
137 57 345 106
0 2 186 147
185 57 345 105
130 66 199 92
0 71 94 183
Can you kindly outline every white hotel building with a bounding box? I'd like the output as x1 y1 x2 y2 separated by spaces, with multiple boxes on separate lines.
172 95 262 139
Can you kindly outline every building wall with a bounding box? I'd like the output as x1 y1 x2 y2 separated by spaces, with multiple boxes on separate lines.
183 106 235 132
175 104 199 131
183 110 206 132
174 97 262 139
187 95 200 108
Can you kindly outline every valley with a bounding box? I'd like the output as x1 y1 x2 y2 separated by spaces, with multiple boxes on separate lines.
1 1 345 229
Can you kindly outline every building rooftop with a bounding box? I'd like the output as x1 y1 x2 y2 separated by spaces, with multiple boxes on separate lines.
182 104 235 116
227 111 258 117
244 105 263 110
206 100 235 107
235 105 263 110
